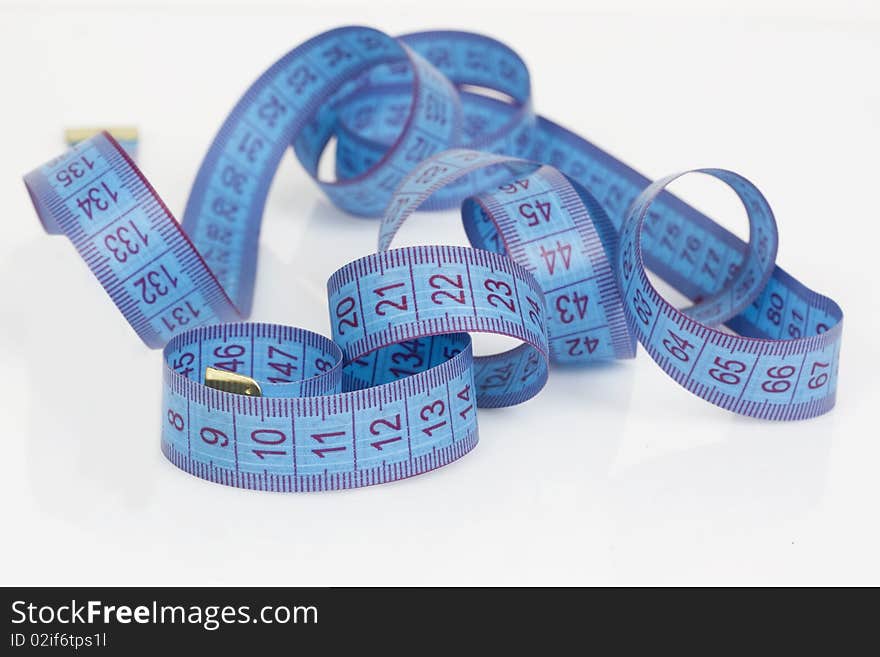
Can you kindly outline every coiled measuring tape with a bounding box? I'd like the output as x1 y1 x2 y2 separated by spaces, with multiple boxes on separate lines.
23 27 843 492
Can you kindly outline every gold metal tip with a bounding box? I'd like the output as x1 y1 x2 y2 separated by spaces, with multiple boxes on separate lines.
65 126 139 144
204 367 262 397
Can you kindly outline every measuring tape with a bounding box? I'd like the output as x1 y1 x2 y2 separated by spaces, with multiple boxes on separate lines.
22 27 843 492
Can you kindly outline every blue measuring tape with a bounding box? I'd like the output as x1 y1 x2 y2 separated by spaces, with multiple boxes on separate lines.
23 27 843 492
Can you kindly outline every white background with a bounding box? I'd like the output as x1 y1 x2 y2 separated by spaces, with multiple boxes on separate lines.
1 0 878 586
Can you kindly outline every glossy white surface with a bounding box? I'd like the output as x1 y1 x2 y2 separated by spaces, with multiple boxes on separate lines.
0 0 877 585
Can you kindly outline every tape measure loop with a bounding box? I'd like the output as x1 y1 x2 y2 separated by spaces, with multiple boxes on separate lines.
161 324 478 491
461 164 636 363
327 245 550 408
627 168 779 327
618 170 841 420
22 26 845 491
